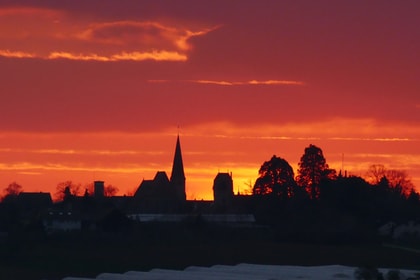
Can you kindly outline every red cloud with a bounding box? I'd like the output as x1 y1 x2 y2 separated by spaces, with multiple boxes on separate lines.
0 8 216 62
0 7 61 17
77 21 217 52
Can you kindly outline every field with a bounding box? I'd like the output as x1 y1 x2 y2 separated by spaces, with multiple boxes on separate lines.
1 225 419 280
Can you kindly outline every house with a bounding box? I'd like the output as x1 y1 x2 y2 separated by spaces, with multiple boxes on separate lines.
43 210 82 234
15 192 53 212
13 192 53 227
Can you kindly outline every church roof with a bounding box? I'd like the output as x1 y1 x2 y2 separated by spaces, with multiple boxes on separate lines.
134 180 154 197
154 171 170 184
134 171 172 199
16 192 53 209
170 135 185 182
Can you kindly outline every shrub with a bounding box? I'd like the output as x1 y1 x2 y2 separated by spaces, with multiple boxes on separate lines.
386 270 404 280
354 266 384 280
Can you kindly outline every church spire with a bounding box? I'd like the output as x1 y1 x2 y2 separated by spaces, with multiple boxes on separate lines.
170 134 186 201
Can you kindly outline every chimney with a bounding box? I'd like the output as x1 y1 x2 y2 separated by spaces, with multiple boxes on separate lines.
94 181 104 198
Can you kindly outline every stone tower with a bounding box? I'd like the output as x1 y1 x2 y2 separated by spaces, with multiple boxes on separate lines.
213 172 234 208
170 135 186 201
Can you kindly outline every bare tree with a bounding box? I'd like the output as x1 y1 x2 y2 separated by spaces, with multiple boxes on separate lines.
243 179 254 195
104 184 119 197
366 164 414 196
125 187 138 196
366 164 387 184
385 169 414 196
84 182 94 196
2 182 23 201
55 181 81 201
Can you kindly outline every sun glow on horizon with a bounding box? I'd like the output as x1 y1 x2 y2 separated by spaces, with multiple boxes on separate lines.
0 2 419 200
0 120 419 199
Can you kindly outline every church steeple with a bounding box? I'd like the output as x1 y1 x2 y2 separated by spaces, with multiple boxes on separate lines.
170 135 186 201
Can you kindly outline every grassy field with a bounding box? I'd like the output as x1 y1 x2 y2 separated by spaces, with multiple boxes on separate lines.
1 226 419 280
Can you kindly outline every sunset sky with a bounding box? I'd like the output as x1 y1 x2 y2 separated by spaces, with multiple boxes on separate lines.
1 0 419 200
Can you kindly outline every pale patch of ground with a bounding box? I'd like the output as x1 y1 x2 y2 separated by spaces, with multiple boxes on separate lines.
63 263 420 280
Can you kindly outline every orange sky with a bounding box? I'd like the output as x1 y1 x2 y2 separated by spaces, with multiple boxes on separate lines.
0 1 419 200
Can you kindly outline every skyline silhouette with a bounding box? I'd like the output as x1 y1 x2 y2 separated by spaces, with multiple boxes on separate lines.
1 135 419 279
1 134 417 203
0 1 419 198
1 132 418 202
1 2 420 279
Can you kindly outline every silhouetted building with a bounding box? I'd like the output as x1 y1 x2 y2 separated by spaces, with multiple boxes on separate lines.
12 192 53 227
94 180 105 198
213 172 234 210
171 135 186 201
8 135 257 233
16 192 53 212
134 136 187 213
43 210 82 234
134 172 174 212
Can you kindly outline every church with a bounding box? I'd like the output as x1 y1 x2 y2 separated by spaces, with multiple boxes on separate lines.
131 135 252 215
133 135 187 213
38 135 254 232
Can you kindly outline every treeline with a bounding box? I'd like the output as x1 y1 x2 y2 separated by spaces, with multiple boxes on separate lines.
1 144 419 242
1 180 119 202
251 144 420 242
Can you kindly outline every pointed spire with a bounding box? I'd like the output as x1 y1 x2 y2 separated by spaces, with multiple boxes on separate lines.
170 135 186 202
170 135 185 182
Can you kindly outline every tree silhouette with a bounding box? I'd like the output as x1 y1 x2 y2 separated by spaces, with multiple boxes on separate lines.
104 184 119 197
2 181 23 201
84 182 119 197
407 188 420 203
296 144 336 199
366 164 387 184
383 169 413 197
253 155 296 198
55 181 81 201
366 164 414 197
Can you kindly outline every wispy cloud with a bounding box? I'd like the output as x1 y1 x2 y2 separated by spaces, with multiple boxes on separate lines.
0 162 160 174
47 51 187 62
249 80 304 85
111 51 187 61
182 119 420 141
0 7 60 17
76 21 218 51
0 50 35 58
17 171 43 175
0 49 187 62
0 148 165 156
328 137 412 142
48 52 110 61
193 79 304 86
147 79 305 86
0 8 216 62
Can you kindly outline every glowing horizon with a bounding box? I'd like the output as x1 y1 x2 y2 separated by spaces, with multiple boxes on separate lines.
0 123 419 200
0 1 419 200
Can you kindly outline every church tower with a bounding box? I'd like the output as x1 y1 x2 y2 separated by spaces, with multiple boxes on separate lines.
170 135 186 201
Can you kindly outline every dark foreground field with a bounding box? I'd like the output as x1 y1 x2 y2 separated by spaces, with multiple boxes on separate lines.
1 225 419 280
